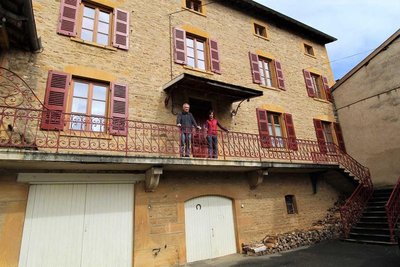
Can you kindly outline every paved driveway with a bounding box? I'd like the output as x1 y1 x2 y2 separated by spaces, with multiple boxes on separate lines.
184 240 400 267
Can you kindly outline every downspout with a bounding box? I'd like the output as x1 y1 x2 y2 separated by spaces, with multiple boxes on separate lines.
23 0 41 52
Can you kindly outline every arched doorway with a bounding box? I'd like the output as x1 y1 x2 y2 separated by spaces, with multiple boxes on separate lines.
184 196 236 262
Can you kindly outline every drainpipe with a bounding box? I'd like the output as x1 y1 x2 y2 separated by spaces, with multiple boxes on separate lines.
23 0 41 52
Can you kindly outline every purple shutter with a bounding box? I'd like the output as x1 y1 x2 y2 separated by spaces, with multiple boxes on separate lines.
322 76 333 102
209 39 221 74
303 69 315 97
113 9 129 50
41 71 71 130
284 113 298 150
249 52 261 84
256 109 271 148
274 60 286 90
334 123 346 152
313 119 327 154
173 28 186 65
57 0 80 36
110 83 128 136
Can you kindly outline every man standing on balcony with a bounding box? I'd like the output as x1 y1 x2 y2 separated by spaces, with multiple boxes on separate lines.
177 103 201 157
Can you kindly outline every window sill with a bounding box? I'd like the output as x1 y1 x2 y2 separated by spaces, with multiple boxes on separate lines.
313 97 331 104
259 85 281 92
60 130 112 140
183 65 214 75
253 34 270 41
181 7 206 17
70 37 117 51
304 53 317 59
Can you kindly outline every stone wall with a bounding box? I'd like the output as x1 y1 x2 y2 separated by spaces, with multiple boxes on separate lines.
134 172 339 266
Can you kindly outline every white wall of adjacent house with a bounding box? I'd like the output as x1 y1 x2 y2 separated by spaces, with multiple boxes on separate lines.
18 184 134 267
184 196 236 263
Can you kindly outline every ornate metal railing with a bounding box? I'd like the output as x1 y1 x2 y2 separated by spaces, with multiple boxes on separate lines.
386 176 400 242
0 67 374 238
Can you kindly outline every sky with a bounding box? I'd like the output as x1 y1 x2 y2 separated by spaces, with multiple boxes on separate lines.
253 0 400 80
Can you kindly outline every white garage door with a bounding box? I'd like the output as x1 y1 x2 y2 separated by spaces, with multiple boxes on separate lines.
18 184 133 267
185 196 236 263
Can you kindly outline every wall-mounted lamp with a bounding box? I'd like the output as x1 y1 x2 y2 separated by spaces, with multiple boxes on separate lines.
231 99 250 117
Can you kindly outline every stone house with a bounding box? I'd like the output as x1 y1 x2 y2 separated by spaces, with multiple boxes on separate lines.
331 29 400 187
0 0 371 266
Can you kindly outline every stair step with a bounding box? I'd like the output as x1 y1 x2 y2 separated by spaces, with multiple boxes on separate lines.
351 227 391 235
342 238 397 246
348 233 392 242
356 222 389 229
364 206 386 212
359 217 388 223
362 210 387 215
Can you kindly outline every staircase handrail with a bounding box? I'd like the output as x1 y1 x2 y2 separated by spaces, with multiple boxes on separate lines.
385 176 400 242
335 144 374 238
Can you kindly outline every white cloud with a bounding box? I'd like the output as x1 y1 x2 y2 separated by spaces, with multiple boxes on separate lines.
253 0 400 80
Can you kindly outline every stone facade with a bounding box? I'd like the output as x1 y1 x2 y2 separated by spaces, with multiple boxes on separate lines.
0 1 345 266
5 0 336 138
134 172 339 266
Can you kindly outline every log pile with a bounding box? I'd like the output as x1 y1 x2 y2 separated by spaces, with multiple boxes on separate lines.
242 201 343 256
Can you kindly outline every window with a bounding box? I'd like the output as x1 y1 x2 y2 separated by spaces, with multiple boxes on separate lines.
258 57 274 87
173 28 221 74
249 52 285 90
185 0 202 13
304 43 315 56
256 109 298 150
254 23 267 38
303 70 332 101
313 119 346 153
57 0 129 50
310 73 325 99
285 195 297 214
79 4 111 46
41 70 128 136
69 80 108 132
267 112 284 148
186 35 206 70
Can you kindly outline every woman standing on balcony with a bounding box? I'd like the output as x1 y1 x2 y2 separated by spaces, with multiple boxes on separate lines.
206 111 228 159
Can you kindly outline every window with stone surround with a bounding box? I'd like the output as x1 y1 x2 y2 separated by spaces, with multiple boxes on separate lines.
256 109 298 150
249 52 285 90
304 43 315 56
303 70 332 102
41 70 128 136
173 27 221 74
57 0 129 50
313 119 346 153
185 0 203 13
285 195 298 214
254 23 267 38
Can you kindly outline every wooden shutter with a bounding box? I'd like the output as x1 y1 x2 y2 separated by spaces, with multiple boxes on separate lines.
110 83 128 136
41 71 71 130
209 39 221 74
113 9 129 50
173 28 186 65
303 69 315 97
334 123 346 152
274 60 286 90
57 0 80 36
249 52 261 84
313 119 327 154
284 113 298 150
322 76 333 102
256 109 271 148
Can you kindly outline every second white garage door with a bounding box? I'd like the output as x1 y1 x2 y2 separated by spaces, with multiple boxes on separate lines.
184 196 236 263
18 184 134 267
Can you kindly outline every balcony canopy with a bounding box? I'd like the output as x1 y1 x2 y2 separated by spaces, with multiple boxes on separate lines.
163 73 263 102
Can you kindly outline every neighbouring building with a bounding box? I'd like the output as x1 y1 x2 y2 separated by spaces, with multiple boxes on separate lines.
331 29 400 187
0 0 372 266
